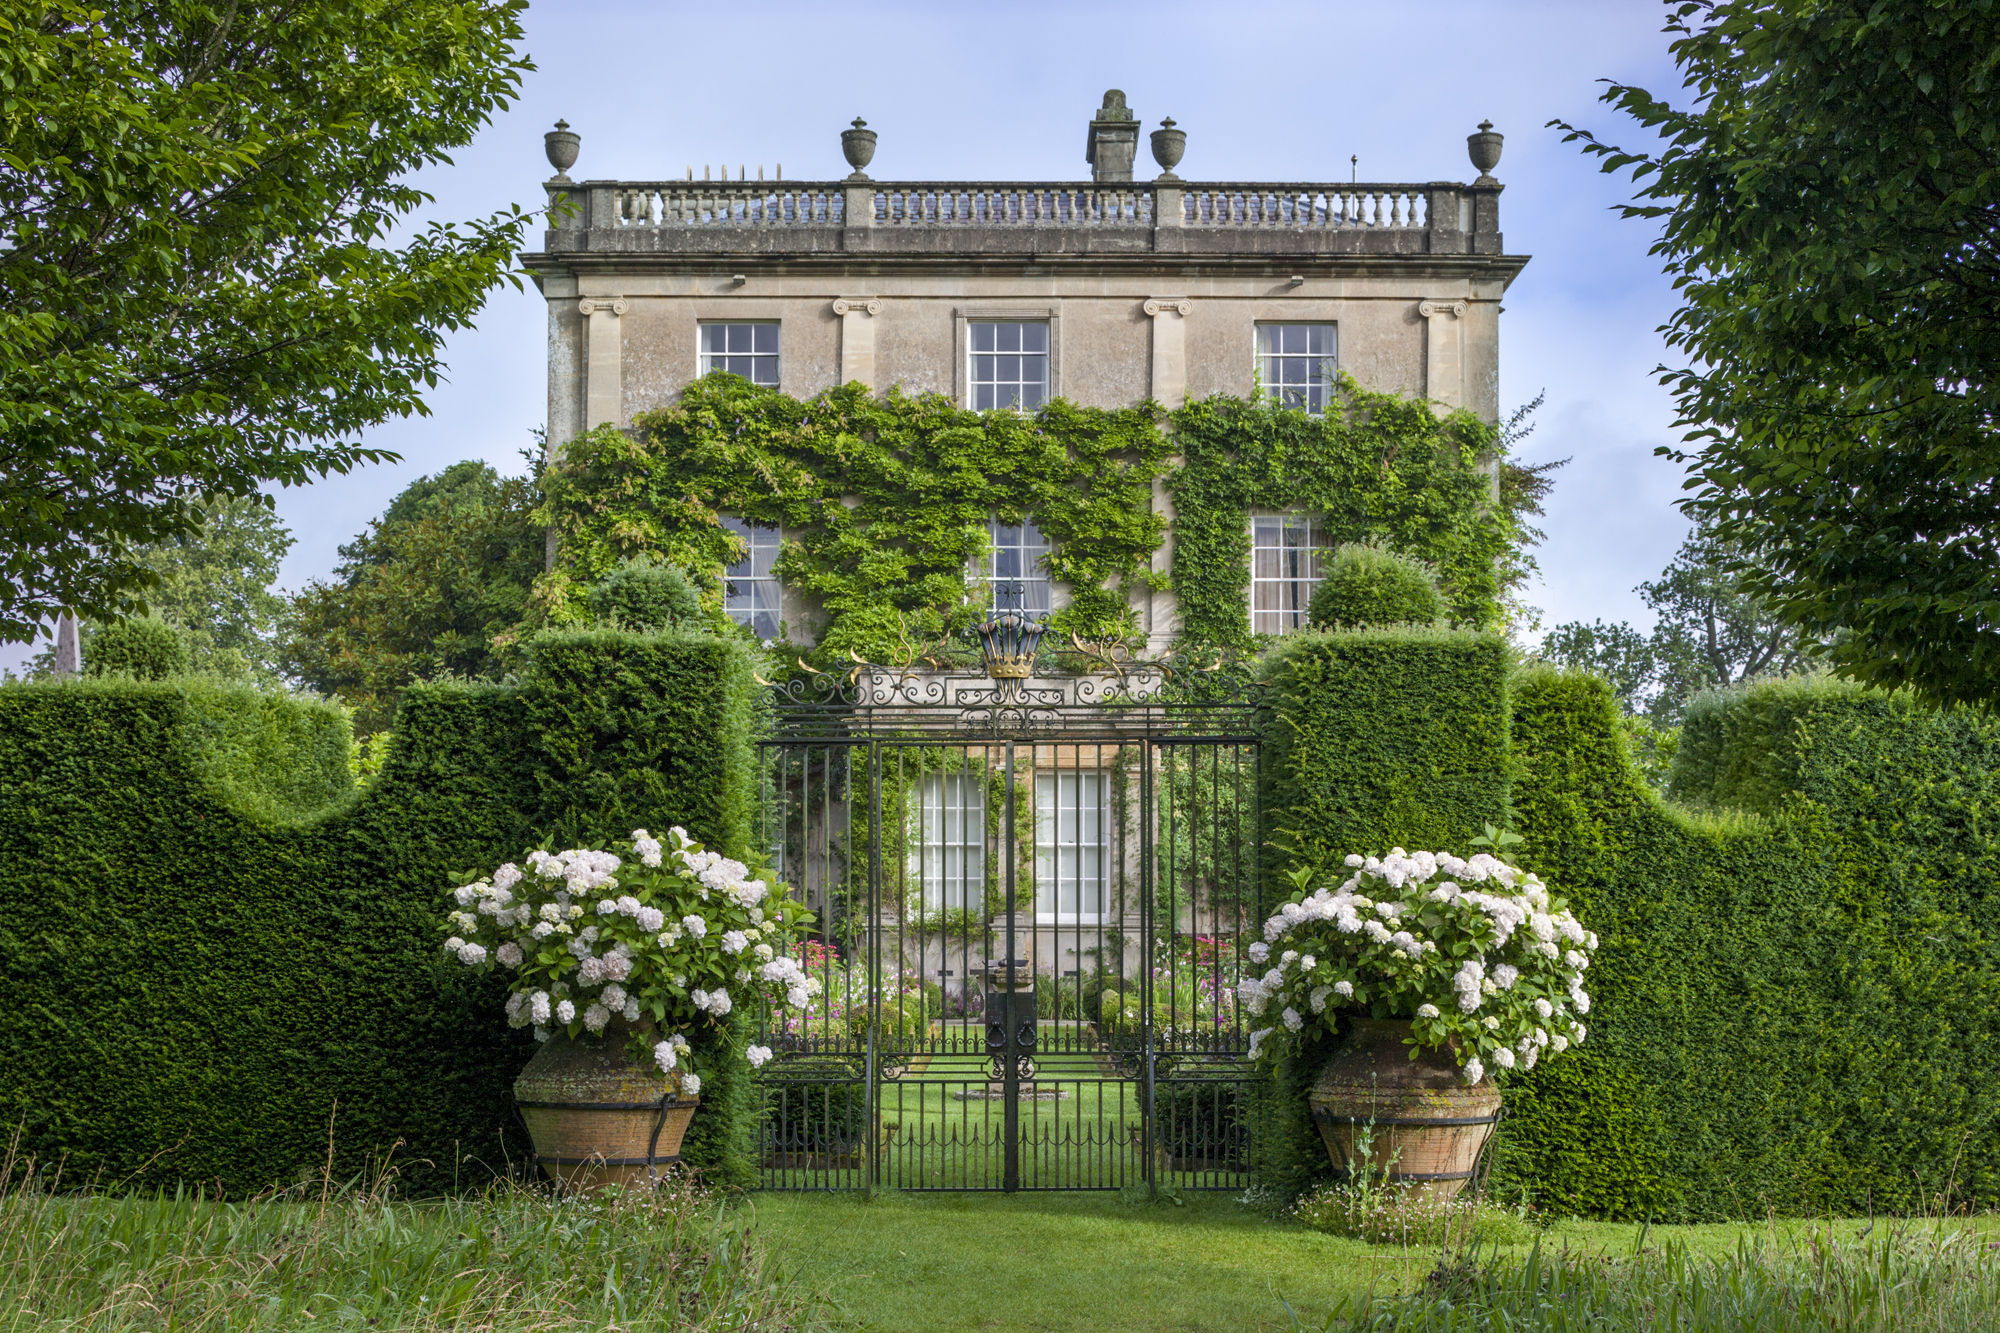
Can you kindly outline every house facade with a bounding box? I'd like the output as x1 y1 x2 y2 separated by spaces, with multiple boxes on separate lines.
522 91 1530 652
520 94 1532 1011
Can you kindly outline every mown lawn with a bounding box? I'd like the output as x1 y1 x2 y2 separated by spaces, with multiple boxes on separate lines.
746 1190 2000 1333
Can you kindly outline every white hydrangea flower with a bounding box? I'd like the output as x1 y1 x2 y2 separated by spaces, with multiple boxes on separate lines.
1416 1003 1441 1019
1491 1046 1516 1070
529 991 551 1024
622 999 642 1022
601 983 627 1010
721 930 749 956
1534 998 1554 1020
1550 1033 1569 1054
1492 963 1520 990
680 1073 702 1097
584 1003 610 1033
1333 980 1353 998
1462 1056 1485 1085
1248 942 1270 964
653 1040 679 1072
682 915 708 939
493 863 522 892
556 999 576 1025
443 935 465 954
754 943 775 962
636 906 665 932
455 942 487 966
596 899 618 916
746 1044 774 1069
531 921 555 940
1281 1007 1303 1032
1309 986 1333 1014
533 1025 551 1042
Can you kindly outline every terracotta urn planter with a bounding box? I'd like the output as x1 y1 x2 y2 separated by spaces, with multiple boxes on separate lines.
1309 1018 1500 1200
514 1022 697 1192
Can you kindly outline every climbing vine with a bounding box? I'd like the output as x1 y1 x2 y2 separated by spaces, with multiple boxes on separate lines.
537 376 1168 663
535 372 1522 665
1167 378 1513 655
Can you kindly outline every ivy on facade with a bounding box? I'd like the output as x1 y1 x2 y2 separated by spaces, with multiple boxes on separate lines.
535 373 1523 665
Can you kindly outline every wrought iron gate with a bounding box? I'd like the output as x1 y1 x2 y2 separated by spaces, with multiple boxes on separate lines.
751 663 1263 1192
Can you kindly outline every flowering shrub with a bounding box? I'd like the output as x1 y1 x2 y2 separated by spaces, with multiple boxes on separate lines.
442 827 820 1096
1238 849 1595 1085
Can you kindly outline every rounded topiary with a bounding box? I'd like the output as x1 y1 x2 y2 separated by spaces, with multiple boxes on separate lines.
84 617 190 680
1306 544 1446 630
586 556 703 629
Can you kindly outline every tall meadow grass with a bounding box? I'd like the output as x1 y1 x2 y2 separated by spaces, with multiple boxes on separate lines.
0 1138 825 1331
1312 1225 2000 1332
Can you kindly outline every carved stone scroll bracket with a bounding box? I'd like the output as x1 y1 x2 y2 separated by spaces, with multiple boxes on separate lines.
579 298 629 428
1417 299 1469 410
1143 297 1192 409
834 297 883 390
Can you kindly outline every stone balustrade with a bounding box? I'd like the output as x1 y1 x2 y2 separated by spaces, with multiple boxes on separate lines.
548 178 1500 257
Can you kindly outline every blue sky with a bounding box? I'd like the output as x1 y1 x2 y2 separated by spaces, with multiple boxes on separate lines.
7 1 1698 671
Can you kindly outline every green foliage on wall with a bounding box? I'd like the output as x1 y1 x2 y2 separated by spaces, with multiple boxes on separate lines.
1169 383 1513 653
537 375 1525 668
538 377 1170 661
1492 669 2000 1219
0 630 766 1196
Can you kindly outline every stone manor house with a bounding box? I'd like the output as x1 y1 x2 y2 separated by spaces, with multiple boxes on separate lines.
524 91 1528 653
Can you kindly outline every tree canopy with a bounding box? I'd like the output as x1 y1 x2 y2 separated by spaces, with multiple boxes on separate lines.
284 460 542 734
0 0 531 644
1557 0 2000 707
1543 527 1819 728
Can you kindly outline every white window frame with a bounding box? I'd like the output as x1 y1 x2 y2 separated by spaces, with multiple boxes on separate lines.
914 773 986 912
970 516 1053 615
1035 769 1109 924
1254 322 1338 415
720 516 783 639
955 307 1059 409
1250 513 1327 635
699 320 781 386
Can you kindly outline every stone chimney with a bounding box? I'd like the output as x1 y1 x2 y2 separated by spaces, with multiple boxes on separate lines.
1084 89 1138 183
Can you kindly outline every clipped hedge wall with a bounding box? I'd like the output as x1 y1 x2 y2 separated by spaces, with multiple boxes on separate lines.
1251 628 1512 1201
0 630 765 1196
1490 670 2000 1219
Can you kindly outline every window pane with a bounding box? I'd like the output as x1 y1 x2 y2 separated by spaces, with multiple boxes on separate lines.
968 322 1051 412
1254 324 1338 416
1249 514 1326 636
753 323 778 353
701 325 726 352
